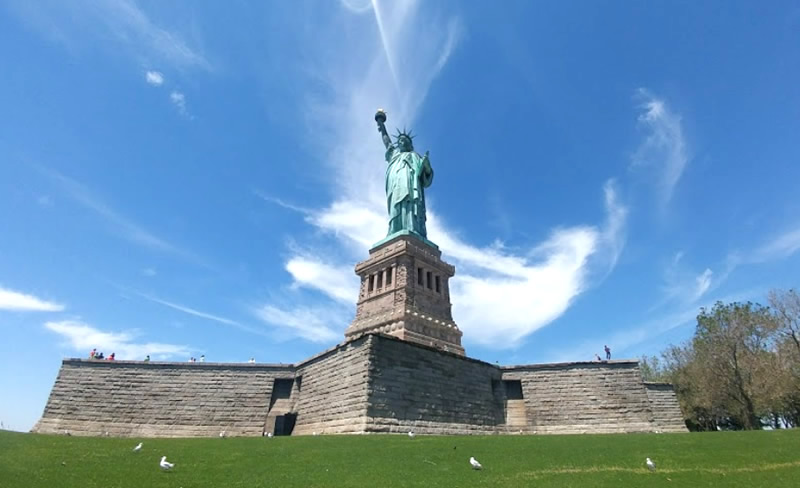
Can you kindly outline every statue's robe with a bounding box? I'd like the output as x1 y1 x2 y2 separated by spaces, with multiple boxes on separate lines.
385 146 433 238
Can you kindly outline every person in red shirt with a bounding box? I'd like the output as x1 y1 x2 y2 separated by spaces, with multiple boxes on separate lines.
108 353 115 361
90 348 96 359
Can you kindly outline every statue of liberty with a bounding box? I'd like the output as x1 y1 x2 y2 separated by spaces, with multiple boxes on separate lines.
374 109 434 243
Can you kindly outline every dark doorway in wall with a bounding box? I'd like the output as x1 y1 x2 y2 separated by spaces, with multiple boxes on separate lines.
270 378 293 409
504 380 524 400
274 413 297 436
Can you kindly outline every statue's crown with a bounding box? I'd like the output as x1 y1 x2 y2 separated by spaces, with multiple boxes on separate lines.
393 127 415 146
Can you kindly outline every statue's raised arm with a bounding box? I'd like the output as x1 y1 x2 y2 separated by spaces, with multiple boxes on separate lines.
375 109 393 150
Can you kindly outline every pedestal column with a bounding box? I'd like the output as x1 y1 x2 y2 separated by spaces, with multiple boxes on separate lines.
344 234 464 356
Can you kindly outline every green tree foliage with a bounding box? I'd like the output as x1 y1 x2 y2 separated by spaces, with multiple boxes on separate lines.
769 289 800 427
638 354 666 382
650 292 800 431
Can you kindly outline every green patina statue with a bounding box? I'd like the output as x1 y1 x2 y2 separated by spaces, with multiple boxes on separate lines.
374 109 435 247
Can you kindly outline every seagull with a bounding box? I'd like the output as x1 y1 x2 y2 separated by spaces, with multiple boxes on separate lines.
219 430 226 438
133 442 142 452
312 431 319 436
408 431 415 438
160 456 174 471
470 457 482 470
267 432 273 438
646 457 656 472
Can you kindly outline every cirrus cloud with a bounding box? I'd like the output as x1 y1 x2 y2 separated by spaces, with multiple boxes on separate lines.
0 286 64 312
45 319 191 360
253 0 628 349
145 70 164 86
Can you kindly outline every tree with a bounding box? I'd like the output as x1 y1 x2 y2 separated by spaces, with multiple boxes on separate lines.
645 292 800 430
692 301 778 430
769 289 800 427
639 354 667 382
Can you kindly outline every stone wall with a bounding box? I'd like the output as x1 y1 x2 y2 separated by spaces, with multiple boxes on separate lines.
291 335 372 435
644 382 688 432
502 361 659 434
361 335 687 435
364 334 502 435
33 333 686 437
33 360 294 437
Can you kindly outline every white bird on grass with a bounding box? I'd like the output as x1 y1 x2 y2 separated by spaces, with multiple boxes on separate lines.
219 430 226 438
267 432 273 438
470 457 482 470
160 456 174 471
408 431 415 438
132 442 142 452
646 457 656 472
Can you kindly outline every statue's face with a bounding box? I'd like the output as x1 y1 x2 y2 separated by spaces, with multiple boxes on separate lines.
398 136 412 151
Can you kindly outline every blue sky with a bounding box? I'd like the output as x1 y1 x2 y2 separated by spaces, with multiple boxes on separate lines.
1 0 799 431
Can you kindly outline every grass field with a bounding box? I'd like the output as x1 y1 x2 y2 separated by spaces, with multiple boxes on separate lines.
1 429 798 487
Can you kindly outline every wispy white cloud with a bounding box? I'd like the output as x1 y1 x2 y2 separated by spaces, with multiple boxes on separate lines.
36 195 52 206
280 180 625 348
45 319 190 360
657 251 716 306
141 267 157 277
253 304 341 343
631 88 689 205
134 292 271 338
253 190 313 215
254 1 628 348
145 70 164 86
43 168 173 251
693 268 714 300
169 91 189 117
752 227 800 262
338 0 373 14
714 225 800 286
435 180 624 347
655 224 800 310
6 0 210 71
40 168 206 266
286 257 359 304
0 286 64 312
598 179 628 275
545 287 765 363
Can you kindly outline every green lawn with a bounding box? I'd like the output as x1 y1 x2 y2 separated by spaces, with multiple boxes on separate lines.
1 429 798 487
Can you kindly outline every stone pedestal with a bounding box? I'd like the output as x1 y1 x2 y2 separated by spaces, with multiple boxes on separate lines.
344 234 464 356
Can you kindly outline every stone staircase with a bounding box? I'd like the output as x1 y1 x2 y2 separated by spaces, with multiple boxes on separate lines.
644 383 687 432
505 361 658 434
505 399 527 429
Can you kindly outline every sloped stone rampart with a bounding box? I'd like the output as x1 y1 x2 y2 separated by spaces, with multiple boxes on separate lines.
364 334 503 435
644 382 688 432
502 361 659 434
33 360 294 437
291 335 372 435
33 333 686 437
